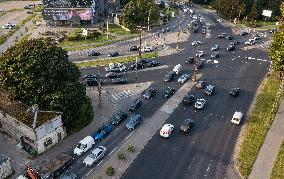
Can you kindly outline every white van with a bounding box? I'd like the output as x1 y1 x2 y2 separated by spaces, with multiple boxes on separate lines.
231 111 243 125
74 136 95 156
173 64 182 75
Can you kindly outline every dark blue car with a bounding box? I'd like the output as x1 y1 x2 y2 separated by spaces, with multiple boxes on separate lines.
93 125 112 141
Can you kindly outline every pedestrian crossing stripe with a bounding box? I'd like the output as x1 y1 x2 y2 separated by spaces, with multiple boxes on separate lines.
111 90 135 101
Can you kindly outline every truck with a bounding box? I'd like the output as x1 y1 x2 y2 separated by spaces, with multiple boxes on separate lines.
18 153 74 179
173 64 182 75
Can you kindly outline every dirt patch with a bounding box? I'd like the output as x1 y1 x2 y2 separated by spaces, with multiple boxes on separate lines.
0 11 29 35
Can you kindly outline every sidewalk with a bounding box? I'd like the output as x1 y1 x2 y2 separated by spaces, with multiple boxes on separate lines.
249 96 284 179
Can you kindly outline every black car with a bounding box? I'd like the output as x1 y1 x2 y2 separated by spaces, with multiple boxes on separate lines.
111 111 128 125
225 35 233 40
164 71 176 82
211 51 220 58
148 60 160 67
130 62 144 70
143 88 156 99
183 94 195 105
138 58 150 64
227 44 235 51
129 46 139 51
87 50 100 56
128 99 142 112
84 74 101 86
230 88 240 97
205 85 215 96
108 52 120 57
180 119 195 133
196 61 204 69
111 78 128 84
186 57 194 64
163 87 175 98
240 31 249 36
105 72 119 78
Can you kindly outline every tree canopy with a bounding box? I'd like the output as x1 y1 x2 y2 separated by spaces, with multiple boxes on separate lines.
122 0 159 31
0 38 93 132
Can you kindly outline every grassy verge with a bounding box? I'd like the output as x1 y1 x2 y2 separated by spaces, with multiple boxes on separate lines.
0 13 36 45
271 140 284 179
75 53 158 68
16 33 31 44
60 35 114 47
108 24 133 35
236 71 284 178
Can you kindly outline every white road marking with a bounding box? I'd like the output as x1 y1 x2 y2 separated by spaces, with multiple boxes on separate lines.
97 160 103 167
125 131 134 141
263 59 267 62
257 59 262 61
108 147 117 156
124 90 132 95
207 163 211 172
86 169 94 176
188 155 196 170
112 94 118 100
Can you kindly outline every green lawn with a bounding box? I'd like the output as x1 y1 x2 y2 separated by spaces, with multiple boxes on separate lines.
75 53 158 68
60 35 114 47
236 72 284 178
271 140 284 179
108 24 133 35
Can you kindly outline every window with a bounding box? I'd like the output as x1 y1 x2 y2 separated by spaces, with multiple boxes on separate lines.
44 137 52 147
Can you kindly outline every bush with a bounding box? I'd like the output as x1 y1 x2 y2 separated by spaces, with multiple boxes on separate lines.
117 152 126 160
106 166 115 176
127 144 135 152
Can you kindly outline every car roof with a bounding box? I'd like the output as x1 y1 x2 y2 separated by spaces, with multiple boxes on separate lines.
92 146 105 154
233 111 243 119
162 124 173 130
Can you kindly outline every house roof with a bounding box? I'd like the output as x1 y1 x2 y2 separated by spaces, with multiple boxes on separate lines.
42 8 93 21
0 92 61 129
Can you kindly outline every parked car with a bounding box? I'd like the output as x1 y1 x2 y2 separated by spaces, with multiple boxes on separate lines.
111 111 128 125
130 61 144 70
196 80 205 89
60 172 78 179
231 40 240 45
74 136 95 156
196 61 204 69
194 99 206 109
105 72 119 78
186 57 194 64
93 124 112 141
129 45 139 51
143 88 156 99
83 146 107 167
201 28 206 34
230 88 240 97
164 71 176 82
217 19 222 22
218 33 227 38
163 87 175 98
160 124 174 138
2 23 16 29
211 51 220 58
240 31 249 36
196 51 204 57
24 4 35 9
87 50 100 56
138 58 150 64
178 74 190 83
126 114 142 130
211 45 219 51
191 41 202 46
141 46 155 52
180 119 195 133
253 35 261 40
148 60 160 67
205 85 215 95
245 39 255 45
128 99 142 112
183 94 195 105
231 111 243 125
111 78 128 84
105 63 127 72
84 75 101 86
227 44 235 51
225 35 233 40
108 52 120 57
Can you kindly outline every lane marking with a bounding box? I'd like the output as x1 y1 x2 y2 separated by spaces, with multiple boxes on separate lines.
108 147 117 156
125 131 134 141
86 169 94 176
97 160 103 167
188 155 196 170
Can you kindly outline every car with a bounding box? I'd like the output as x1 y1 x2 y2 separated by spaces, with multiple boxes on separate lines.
191 41 202 46
163 87 175 98
231 111 243 125
87 50 100 56
129 45 139 51
240 31 249 36
83 146 107 167
108 52 120 57
111 78 128 84
105 72 119 78
130 61 144 70
196 80 205 89
105 63 127 72
0 9 7 13
217 18 222 22
253 35 261 40
230 88 240 97
93 125 112 141
183 94 195 105
180 119 195 133
143 88 156 99
196 61 204 69
148 60 160 67
231 40 240 45
27 10 33 14
192 28 198 33
227 44 235 51
111 111 128 125
186 57 194 64
245 39 255 45
218 33 227 38
201 28 206 34
225 35 233 40
211 45 219 51
211 51 220 58
166 27 170 32
205 85 215 95
24 4 35 9
141 46 155 52
195 99 206 109
84 75 101 86
126 114 142 130
164 71 176 82
160 124 174 138
128 99 142 112
138 58 150 64
178 74 190 83
196 50 204 57
60 172 78 179
269 29 276 33
1 23 16 29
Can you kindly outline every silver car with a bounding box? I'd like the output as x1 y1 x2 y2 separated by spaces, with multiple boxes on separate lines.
83 146 107 167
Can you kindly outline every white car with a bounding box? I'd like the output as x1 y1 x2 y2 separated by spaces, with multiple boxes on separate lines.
194 99 206 109
191 41 202 46
160 124 174 138
1 23 15 29
196 51 204 57
252 35 261 40
211 45 219 51
141 46 155 52
245 39 255 45
178 74 189 83
231 111 243 125
217 19 222 22
83 146 107 167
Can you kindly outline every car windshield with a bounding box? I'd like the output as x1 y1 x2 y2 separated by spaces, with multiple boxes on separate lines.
89 153 97 159
77 143 86 150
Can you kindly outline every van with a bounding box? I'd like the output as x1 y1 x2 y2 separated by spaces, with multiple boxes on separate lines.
73 136 95 156
231 111 243 125
173 64 182 74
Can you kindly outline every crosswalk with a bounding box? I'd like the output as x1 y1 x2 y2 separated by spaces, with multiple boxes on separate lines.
111 90 135 101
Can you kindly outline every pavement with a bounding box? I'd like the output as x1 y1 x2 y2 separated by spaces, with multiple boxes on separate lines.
249 82 284 179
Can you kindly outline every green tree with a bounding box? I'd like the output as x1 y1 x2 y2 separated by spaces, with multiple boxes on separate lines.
0 38 93 132
122 0 159 31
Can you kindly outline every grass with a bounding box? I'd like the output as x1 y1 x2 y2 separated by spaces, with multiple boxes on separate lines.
75 53 158 68
60 35 114 47
271 140 284 179
236 71 284 178
108 24 133 35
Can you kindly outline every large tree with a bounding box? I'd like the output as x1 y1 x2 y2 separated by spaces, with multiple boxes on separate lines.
0 38 93 132
122 0 159 31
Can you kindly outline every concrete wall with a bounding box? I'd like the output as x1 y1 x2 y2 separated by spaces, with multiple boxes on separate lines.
0 158 12 179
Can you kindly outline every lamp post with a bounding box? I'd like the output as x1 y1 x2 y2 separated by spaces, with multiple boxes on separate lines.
137 25 146 58
97 66 102 107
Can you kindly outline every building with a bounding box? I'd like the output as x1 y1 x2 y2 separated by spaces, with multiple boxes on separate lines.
42 0 108 26
0 157 12 179
0 92 65 154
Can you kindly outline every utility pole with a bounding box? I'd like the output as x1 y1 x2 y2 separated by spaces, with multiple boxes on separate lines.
97 66 102 107
135 57 138 80
137 26 144 58
176 22 181 50
147 10 151 31
106 16 109 39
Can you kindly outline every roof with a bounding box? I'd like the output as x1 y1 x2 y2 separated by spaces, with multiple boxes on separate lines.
42 8 93 21
0 92 61 128
233 111 243 119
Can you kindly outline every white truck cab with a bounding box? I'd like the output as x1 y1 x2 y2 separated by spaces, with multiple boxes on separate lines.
74 136 95 156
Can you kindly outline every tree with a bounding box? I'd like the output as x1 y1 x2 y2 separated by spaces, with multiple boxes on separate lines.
0 38 93 132
122 0 159 31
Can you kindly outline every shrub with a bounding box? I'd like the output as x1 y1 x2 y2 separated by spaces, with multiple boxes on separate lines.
127 144 135 152
117 152 126 160
106 166 115 176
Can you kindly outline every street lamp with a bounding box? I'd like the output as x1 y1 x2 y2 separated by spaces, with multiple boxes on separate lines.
137 25 146 58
